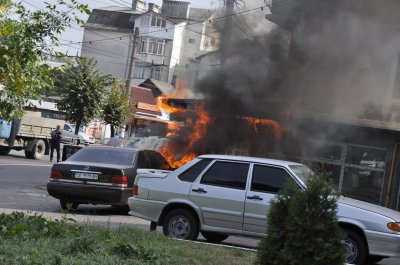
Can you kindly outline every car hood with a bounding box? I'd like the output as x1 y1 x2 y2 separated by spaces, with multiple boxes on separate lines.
338 196 400 221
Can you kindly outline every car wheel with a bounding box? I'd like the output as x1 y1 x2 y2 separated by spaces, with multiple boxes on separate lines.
32 139 45 160
201 231 229 243
365 255 384 264
342 230 367 265
60 199 79 210
163 209 199 240
0 146 11 156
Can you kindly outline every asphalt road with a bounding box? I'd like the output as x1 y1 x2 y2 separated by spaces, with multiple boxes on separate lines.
0 150 399 264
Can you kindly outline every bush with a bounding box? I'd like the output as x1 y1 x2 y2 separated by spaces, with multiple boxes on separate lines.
256 173 346 265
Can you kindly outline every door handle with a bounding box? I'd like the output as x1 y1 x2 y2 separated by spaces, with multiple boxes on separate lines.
192 188 207 193
247 195 263 201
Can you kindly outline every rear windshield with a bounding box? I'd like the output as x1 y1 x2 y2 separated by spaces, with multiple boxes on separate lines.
68 148 137 166
288 165 314 183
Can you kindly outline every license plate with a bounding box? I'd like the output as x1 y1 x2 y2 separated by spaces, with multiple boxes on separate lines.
75 173 98 180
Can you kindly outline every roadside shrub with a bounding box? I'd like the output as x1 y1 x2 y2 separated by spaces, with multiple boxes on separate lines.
256 173 346 265
0 212 78 239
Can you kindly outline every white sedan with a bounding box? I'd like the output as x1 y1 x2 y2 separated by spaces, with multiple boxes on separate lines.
128 154 400 264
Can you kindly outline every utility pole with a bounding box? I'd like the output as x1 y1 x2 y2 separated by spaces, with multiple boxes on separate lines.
125 27 140 94
221 0 235 69
125 27 139 138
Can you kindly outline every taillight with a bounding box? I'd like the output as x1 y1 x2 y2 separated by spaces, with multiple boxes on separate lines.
51 169 63 179
387 222 400 232
133 184 139 196
110 175 127 185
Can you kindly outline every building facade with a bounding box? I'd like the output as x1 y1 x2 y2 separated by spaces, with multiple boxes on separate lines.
80 0 214 87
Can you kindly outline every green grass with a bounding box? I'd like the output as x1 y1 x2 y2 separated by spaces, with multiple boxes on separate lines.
0 212 256 265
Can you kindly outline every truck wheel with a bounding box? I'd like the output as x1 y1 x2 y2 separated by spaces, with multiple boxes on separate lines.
0 146 11 156
201 231 229 243
24 150 34 159
163 209 199 240
342 229 367 265
32 139 45 160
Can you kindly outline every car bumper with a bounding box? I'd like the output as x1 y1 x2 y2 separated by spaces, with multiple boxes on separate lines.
128 197 166 222
366 230 400 257
47 180 132 206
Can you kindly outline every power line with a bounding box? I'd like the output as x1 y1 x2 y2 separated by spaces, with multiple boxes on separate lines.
67 3 272 45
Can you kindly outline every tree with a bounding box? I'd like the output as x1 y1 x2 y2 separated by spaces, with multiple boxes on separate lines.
257 173 346 265
102 83 135 137
57 57 114 136
0 0 90 120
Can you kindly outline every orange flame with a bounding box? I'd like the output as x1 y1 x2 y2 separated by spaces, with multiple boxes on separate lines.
158 96 211 168
238 116 286 140
157 96 184 114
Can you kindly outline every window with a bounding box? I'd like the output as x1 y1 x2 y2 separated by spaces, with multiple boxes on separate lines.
188 38 196 44
201 161 249 190
133 65 146 79
178 159 212 182
150 15 166 28
146 151 171 170
136 151 151 168
68 148 137 166
150 66 162 80
140 37 165 55
251 165 291 193
210 37 216 46
141 15 150 26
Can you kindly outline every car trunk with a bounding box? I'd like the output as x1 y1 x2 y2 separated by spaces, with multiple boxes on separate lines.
51 162 129 187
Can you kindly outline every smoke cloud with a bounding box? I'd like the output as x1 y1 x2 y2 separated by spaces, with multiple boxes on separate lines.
172 0 400 159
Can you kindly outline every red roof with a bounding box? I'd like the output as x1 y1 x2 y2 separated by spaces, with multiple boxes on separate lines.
130 86 161 116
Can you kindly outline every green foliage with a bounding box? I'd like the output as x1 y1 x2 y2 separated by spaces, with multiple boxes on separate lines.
103 83 135 137
0 212 79 239
256 173 346 265
0 0 90 120
0 212 256 265
57 57 115 134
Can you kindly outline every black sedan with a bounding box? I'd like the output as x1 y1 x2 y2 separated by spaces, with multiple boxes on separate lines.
47 146 172 210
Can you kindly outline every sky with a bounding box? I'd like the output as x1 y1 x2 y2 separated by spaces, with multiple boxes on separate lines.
22 0 217 55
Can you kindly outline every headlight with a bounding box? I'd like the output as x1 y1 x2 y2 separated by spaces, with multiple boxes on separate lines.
387 222 400 232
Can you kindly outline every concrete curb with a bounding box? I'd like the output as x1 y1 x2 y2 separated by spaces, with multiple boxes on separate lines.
0 208 150 227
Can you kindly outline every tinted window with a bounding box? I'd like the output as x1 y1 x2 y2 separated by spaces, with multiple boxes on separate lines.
136 151 151 168
178 159 212 182
251 165 291 193
147 151 171 170
201 161 249 190
68 148 137 166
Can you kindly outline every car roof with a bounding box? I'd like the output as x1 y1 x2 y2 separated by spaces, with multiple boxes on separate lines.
85 145 141 151
198 154 304 167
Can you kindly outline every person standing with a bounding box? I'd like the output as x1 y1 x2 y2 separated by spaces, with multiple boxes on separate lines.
50 125 62 162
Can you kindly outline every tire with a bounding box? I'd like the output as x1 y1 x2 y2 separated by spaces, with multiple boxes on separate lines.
365 255 384 264
342 230 367 265
60 199 79 210
24 150 34 159
163 209 199 240
0 146 11 156
201 231 229 243
32 139 46 160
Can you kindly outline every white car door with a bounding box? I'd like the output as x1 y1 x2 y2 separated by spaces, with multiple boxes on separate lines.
243 164 292 235
189 160 250 231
